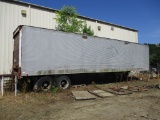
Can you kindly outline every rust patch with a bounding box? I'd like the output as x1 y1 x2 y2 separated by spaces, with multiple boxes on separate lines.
18 67 21 79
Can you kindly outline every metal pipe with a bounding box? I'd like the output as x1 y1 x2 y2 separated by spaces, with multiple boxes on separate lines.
15 76 17 96
1 76 4 96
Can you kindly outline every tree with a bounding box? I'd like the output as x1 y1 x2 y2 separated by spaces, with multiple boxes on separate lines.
55 6 83 33
83 24 94 36
145 43 160 66
55 6 94 36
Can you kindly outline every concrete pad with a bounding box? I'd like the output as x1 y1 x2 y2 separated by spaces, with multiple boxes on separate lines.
72 91 96 100
89 90 114 98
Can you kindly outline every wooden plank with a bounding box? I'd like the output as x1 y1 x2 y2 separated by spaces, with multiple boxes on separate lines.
72 91 96 100
128 86 147 92
72 84 86 88
89 90 114 98
120 86 128 90
104 89 132 95
89 89 106 94
120 89 133 94
129 86 148 92
104 89 123 95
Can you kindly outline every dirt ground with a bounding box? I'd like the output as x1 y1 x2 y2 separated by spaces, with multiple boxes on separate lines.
0 78 160 120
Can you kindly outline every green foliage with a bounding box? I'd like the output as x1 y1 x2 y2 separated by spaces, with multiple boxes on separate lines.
51 86 59 94
55 6 94 36
83 24 94 36
55 6 83 33
145 43 160 66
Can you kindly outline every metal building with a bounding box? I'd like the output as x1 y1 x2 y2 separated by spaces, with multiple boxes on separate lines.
0 0 138 75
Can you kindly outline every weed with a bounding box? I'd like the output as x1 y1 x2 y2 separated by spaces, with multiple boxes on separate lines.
92 81 96 85
51 86 59 95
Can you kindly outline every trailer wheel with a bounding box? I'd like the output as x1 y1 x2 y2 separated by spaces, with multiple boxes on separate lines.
56 76 71 89
34 76 52 92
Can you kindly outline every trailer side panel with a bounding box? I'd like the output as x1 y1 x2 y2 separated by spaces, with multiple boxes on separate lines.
20 26 149 76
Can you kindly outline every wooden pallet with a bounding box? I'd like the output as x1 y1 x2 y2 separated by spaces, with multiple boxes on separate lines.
89 89 114 98
72 91 96 100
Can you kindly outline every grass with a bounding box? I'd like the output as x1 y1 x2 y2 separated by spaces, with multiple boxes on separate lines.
0 78 159 120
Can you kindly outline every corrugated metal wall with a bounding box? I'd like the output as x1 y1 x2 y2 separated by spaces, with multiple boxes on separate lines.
0 1 138 75
0 2 30 75
85 20 138 43
30 7 56 29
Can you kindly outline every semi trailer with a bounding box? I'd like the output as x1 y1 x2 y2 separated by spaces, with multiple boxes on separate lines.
13 26 149 91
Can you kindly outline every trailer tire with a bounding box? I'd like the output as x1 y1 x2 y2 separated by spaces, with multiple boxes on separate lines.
34 76 53 92
56 76 71 89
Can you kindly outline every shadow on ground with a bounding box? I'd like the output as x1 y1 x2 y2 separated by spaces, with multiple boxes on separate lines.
69 72 133 85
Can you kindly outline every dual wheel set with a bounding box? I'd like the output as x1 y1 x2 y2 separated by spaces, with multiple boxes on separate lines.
33 76 71 91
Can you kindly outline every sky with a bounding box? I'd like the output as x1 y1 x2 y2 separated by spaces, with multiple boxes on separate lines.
22 0 160 44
